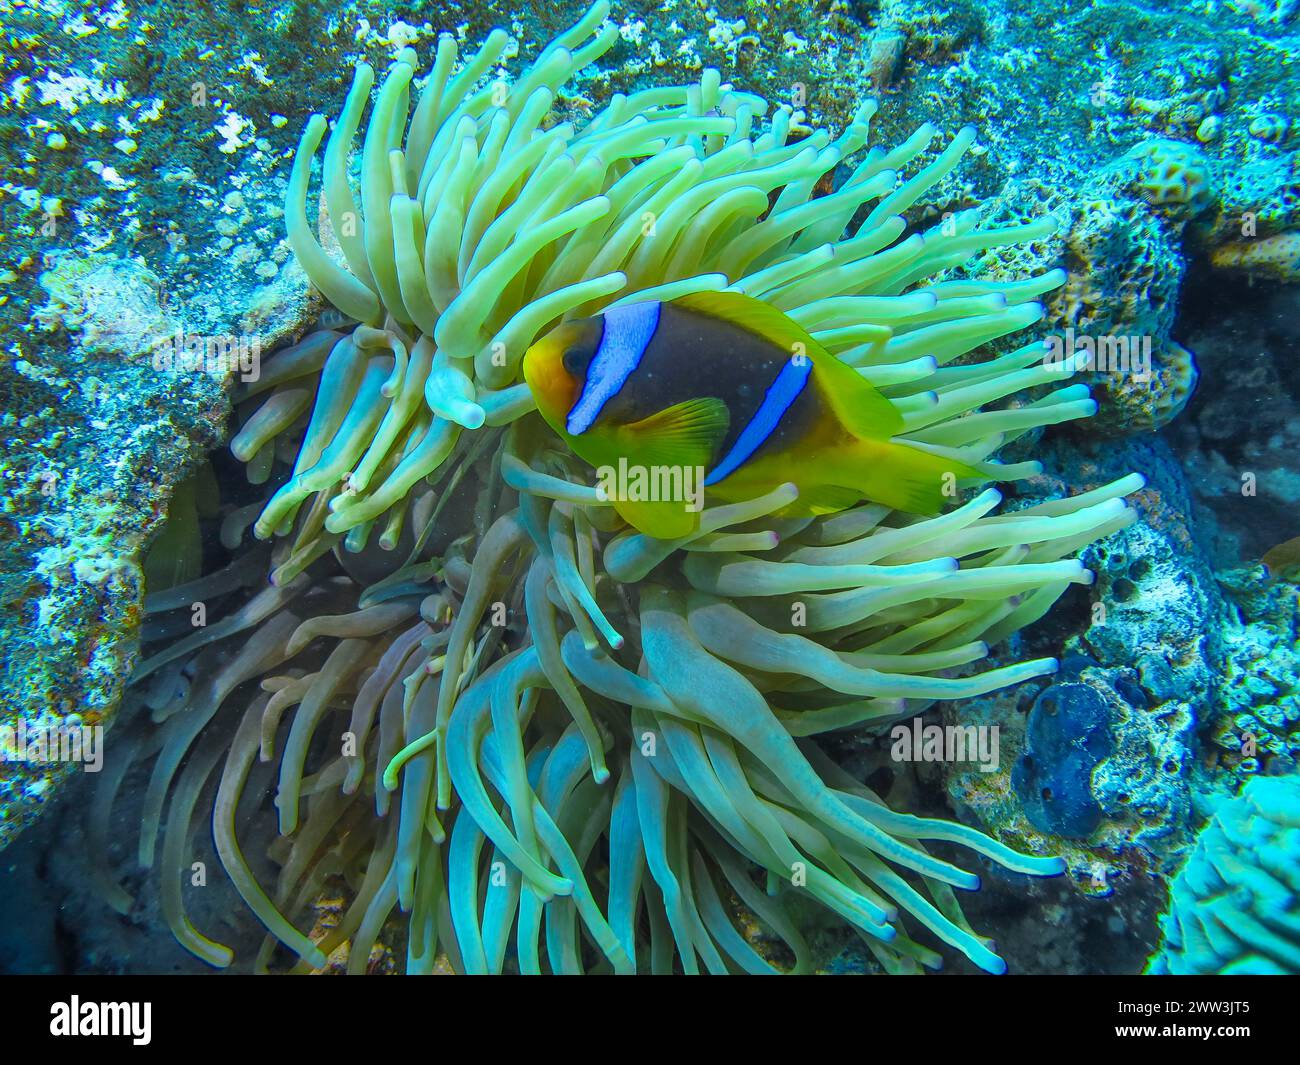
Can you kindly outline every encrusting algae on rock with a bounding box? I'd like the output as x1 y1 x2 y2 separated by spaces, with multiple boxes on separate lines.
89 1 1149 973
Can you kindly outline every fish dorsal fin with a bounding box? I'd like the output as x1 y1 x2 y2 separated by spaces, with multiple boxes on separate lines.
616 397 730 469
673 291 903 440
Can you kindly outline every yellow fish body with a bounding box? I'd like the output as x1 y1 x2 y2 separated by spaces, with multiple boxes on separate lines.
522 291 978 538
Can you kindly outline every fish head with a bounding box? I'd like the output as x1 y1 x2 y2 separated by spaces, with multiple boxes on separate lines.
522 316 603 434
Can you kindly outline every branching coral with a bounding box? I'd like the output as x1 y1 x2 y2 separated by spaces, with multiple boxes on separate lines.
102 2 1141 974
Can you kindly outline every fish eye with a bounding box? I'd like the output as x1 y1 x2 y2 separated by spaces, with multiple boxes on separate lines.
557 318 602 377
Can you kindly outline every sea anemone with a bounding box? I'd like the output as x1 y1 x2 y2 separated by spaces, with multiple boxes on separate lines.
101 1 1139 974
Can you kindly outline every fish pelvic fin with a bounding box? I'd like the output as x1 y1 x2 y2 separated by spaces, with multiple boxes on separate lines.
612 497 701 539
796 483 864 515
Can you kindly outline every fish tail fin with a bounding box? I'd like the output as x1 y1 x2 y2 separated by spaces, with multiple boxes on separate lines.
827 440 982 516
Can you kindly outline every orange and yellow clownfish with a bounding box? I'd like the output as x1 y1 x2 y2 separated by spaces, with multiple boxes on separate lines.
522 290 979 539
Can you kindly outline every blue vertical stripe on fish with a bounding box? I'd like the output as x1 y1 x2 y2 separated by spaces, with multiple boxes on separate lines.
566 301 661 434
704 355 812 486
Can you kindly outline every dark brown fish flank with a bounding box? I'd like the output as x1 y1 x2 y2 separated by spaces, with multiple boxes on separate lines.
594 301 806 460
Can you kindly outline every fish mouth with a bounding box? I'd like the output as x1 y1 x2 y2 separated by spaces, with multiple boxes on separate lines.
523 331 582 425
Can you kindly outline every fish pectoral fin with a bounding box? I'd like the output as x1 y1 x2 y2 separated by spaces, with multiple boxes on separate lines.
618 397 730 469
613 497 701 540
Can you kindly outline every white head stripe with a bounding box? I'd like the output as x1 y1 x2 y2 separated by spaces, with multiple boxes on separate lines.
566 301 661 435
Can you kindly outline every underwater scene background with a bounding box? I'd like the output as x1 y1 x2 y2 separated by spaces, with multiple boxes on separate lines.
0 0 1297 978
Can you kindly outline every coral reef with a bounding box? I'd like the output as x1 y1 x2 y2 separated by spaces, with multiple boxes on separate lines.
923 430 1270 973
0 254 242 850
1206 568 1300 779
1147 775 1300 975
1210 231 1300 282
1051 187 1197 435
63 2 1151 975
1169 282 1300 563
1121 139 1216 213
0 0 1294 858
0 0 1295 982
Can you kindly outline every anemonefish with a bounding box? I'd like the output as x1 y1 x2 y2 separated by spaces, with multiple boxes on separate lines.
522 291 979 539
1262 535 1300 582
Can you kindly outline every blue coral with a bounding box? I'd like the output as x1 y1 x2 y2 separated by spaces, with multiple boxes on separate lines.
1147 775 1300 975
